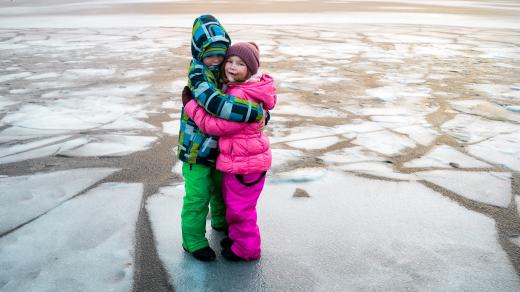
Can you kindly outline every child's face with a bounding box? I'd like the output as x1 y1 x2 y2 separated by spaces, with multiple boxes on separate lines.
224 56 249 83
203 54 224 67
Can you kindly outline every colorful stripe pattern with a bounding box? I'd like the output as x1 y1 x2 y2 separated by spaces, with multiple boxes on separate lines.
177 14 265 166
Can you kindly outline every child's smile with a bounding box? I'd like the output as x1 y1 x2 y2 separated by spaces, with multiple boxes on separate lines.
225 56 249 83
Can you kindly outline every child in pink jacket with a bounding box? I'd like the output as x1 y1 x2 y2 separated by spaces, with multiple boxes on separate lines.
184 42 276 261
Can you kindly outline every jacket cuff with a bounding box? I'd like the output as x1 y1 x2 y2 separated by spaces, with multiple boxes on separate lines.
254 106 264 122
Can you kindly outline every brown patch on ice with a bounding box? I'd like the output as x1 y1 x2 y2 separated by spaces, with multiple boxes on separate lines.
293 188 310 198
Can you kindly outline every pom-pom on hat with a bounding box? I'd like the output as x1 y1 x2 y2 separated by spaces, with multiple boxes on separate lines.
226 42 260 75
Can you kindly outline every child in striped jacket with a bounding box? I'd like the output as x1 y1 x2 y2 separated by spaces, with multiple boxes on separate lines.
178 15 265 262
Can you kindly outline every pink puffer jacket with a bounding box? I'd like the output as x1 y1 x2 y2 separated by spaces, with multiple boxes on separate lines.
184 74 276 174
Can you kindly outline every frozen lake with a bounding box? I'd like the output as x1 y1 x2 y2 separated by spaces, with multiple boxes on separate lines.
0 1 519 291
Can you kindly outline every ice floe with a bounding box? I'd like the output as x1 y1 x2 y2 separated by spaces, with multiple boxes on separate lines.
352 130 416 156
0 168 118 235
467 132 520 171
286 136 340 150
441 114 518 143
416 170 512 207
0 183 142 292
147 172 520 291
162 120 180 136
57 135 157 157
270 148 304 170
404 145 492 168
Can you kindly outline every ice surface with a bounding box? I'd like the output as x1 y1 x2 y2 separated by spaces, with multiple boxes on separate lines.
286 136 339 150
0 168 117 235
98 116 155 131
121 69 153 78
162 120 180 136
467 132 520 171
393 125 438 146
370 115 428 129
404 145 492 168
512 236 520 248
416 170 512 208
506 105 520 113
171 161 182 176
147 172 520 291
270 167 328 183
335 121 385 134
63 69 116 79
0 183 142 292
0 127 72 143
170 79 187 94
352 130 416 156
271 126 335 144
270 148 304 170
2 91 152 132
441 114 518 143
25 72 60 80
0 97 18 112
57 135 157 157
450 99 520 123
0 135 71 158
467 84 520 102
366 86 399 101
0 72 32 82
0 136 74 164
275 102 347 118
320 146 384 164
2 103 123 130
2 12 519 29
338 162 418 181
517 195 520 217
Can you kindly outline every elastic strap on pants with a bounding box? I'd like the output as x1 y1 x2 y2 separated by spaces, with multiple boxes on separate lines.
235 171 266 187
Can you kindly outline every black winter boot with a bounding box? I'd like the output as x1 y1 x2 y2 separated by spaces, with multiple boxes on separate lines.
212 225 229 236
220 237 233 249
183 246 216 262
221 246 243 261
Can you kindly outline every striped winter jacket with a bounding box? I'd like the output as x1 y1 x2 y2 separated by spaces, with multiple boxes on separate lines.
177 14 264 166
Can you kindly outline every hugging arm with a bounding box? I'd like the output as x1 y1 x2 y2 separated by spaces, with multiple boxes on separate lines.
184 99 245 136
188 62 264 123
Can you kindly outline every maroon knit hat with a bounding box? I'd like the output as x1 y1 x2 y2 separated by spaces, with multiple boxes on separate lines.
226 42 260 75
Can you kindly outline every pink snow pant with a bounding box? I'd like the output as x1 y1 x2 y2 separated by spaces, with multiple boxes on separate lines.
222 171 266 260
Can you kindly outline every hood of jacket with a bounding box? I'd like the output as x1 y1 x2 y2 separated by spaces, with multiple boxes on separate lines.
191 14 231 62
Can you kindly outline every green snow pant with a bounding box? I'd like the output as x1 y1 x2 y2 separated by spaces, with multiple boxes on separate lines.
181 162 227 252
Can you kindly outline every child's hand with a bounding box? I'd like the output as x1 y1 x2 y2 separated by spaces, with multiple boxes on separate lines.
182 86 194 106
